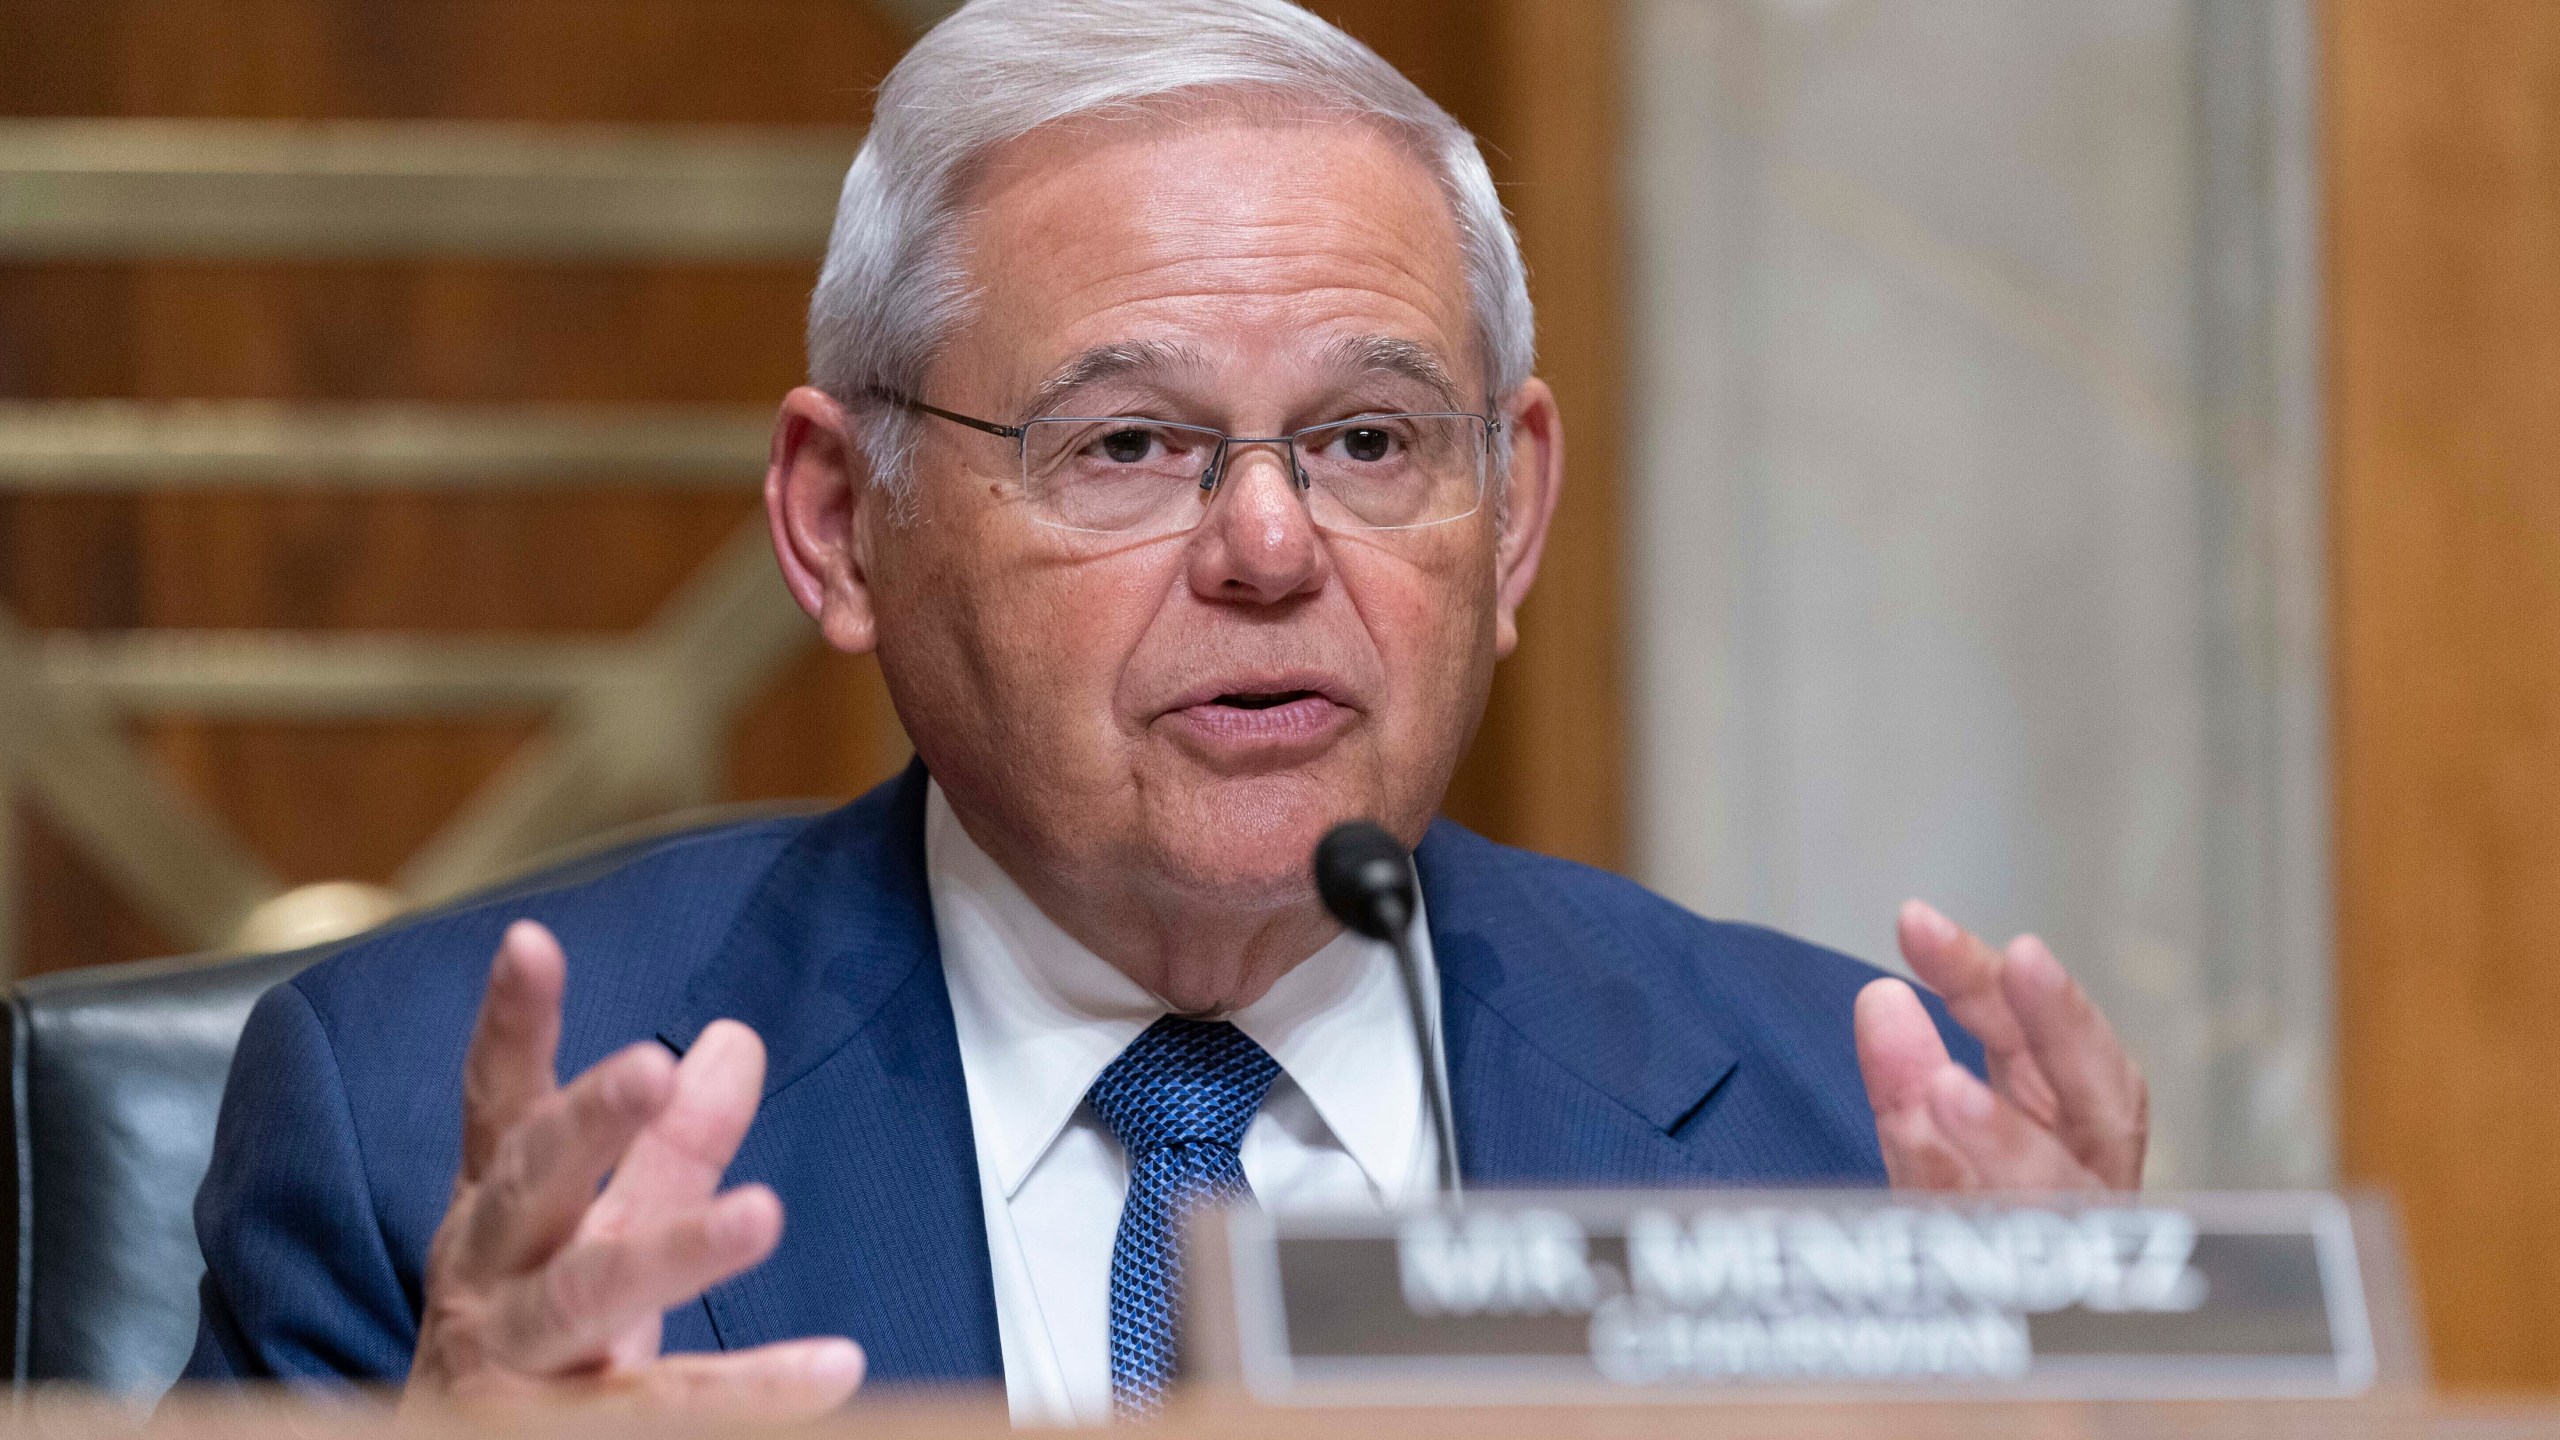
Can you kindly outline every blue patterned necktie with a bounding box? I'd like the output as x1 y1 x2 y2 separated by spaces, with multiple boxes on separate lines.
1086 1015 1282 1419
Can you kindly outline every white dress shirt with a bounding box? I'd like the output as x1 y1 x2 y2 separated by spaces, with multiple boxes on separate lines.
926 783 1437 1426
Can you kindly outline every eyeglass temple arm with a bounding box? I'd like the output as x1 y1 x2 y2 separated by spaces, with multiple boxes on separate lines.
862 387 1025 441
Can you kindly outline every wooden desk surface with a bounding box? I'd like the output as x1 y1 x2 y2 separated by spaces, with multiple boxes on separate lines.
9 1388 2551 1440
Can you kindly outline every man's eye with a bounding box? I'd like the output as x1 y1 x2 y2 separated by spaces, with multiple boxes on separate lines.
1098 429 1156 463
1340 427 1395 462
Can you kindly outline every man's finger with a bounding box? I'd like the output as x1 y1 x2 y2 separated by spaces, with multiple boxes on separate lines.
1923 1064 2105 1193
591 1020 767 1232
493 1184 785 1375
451 1042 677 1282
1855 979 1967 1188
461 922 571 1181
2001 935 2148 1187
1853 977 1949 1118
1895 900 2020 1049
1896 901 2061 1124
1856 979 1979 1189
636 1340 866 1420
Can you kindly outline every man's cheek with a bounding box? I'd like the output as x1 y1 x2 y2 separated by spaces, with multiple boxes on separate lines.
999 584 1141 750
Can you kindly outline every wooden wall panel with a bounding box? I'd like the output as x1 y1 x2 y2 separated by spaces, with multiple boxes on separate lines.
0 263 819 404
2331 0 2560 1393
0 2 916 974
1474 0 1628 873
0 0 912 123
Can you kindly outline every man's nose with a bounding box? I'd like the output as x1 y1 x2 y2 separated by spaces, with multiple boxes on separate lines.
1185 442 1330 605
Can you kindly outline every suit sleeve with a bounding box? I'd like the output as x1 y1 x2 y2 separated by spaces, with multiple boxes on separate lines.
181 981 419 1385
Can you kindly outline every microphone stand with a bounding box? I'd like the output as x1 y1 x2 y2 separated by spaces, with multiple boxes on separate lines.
1316 823 1462 1200
1372 884 1462 1200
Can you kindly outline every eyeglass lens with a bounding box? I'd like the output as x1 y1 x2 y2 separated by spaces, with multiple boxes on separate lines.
1018 414 1488 535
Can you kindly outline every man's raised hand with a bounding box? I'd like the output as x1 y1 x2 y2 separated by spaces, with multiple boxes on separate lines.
1854 901 2148 1191
404 920 864 1417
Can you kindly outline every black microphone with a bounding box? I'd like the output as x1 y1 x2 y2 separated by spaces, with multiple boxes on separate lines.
1315 822 1461 1196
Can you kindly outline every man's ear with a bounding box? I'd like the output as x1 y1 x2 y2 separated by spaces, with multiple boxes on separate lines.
1490 377 1564 659
765 385 883 655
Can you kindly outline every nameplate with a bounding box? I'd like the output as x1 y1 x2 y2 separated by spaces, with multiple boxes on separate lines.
1184 1191 2402 1406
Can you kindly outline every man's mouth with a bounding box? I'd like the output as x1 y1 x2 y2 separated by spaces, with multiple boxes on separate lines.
1160 678 1357 760
1211 689 1321 711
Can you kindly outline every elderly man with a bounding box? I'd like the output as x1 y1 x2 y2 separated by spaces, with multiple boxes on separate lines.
184 0 2146 1425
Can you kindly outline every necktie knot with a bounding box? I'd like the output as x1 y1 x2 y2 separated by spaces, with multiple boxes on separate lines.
1086 1014 1281 1156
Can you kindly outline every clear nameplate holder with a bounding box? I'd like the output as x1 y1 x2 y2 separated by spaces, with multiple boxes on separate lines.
1182 1190 2422 1408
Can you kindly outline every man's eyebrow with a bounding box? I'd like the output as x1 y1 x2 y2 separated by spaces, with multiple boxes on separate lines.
1026 341 1208 418
1320 335 1465 409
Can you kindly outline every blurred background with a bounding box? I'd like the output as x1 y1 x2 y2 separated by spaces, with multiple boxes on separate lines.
0 0 2550 1395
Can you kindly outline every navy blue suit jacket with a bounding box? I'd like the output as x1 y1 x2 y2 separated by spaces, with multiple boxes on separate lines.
184 763 1979 1388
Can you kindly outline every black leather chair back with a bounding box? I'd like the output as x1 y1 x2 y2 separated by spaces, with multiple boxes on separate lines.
0 800 826 1398
3 948 330 1394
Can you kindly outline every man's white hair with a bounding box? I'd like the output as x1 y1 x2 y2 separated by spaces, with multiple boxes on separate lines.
807 0 1536 496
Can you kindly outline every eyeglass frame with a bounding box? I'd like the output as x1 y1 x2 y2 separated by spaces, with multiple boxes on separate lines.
861 385 1505 533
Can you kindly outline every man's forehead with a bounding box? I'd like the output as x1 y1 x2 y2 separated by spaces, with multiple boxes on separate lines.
951 114 1479 404
1025 334 1465 415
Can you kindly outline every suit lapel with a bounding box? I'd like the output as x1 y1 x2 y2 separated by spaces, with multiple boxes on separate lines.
1419 822 1743 1186
657 762 1002 1384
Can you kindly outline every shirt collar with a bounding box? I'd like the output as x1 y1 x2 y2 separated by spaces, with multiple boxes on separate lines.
1226 906 1431 1204
926 781 1432 1202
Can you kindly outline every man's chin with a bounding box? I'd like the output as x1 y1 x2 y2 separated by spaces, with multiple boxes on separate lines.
1132 765 1381 905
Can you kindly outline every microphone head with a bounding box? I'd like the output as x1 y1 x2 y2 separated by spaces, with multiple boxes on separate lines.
1314 821 1416 941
